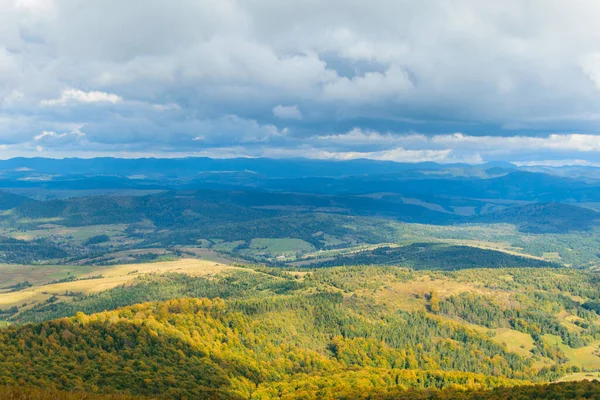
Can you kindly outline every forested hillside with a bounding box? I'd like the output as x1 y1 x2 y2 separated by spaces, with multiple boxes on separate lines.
309 243 558 269
2 381 600 400
1 266 600 398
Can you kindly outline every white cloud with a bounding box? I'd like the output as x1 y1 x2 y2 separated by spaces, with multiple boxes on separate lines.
334 147 454 163
33 128 86 147
244 145 458 163
2 90 25 106
316 130 600 153
311 129 600 163
514 159 600 167
323 64 413 102
15 0 53 12
41 89 122 106
272 104 302 120
3 0 600 161
316 128 417 145
580 53 600 90
324 28 409 64
152 102 181 112
430 133 600 153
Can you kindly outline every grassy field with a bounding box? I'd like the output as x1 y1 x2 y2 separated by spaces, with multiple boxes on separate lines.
75 247 172 265
0 264 99 288
179 247 238 263
372 275 511 313
213 240 246 252
0 258 241 311
288 243 398 266
248 238 315 256
543 252 562 261
490 328 536 358
543 334 600 370
320 233 346 247
436 238 548 260
466 323 550 365
556 372 600 382
5 224 129 242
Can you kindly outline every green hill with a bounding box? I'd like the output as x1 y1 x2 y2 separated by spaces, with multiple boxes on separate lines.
310 242 557 270
2 265 600 398
481 203 600 233
2 380 600 400
0 296 534 398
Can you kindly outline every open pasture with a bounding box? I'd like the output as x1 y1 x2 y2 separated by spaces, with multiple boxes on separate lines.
0 258 240 311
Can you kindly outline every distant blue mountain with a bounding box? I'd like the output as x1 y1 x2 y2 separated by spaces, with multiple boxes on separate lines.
0 157 501 179
1 157 600 205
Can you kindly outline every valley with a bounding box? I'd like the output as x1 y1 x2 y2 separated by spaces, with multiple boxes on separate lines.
0 158 599 398
6 2 600 397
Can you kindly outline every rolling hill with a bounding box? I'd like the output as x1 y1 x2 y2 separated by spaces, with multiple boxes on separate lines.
480 203 600 233
1 264 599 399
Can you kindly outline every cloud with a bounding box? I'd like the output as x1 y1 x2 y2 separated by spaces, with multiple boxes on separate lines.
33 128 87 148
323 64 413 102
330 147 455 163
2 0 600 162
316 130 600 153
309 129 600 163
41 89 123 106
3 127 600 165
152 102 181 112
580 53 600 91
273 104 303 120
514 159 600 167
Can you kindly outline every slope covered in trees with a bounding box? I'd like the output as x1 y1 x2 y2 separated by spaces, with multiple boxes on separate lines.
2 266 600 398
309 243 557 270
480 203 600 233
0 296 537 398
2 380 600 400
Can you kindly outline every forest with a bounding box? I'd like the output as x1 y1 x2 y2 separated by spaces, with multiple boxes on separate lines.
1 381 600 400
1 265 599 398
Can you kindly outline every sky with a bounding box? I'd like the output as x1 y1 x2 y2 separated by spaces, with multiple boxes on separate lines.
3 0 600 164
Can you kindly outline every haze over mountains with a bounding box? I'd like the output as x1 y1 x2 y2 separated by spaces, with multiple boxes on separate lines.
0 156 597 271
0 157 598 236
0 156 593 179
1 156 600 195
